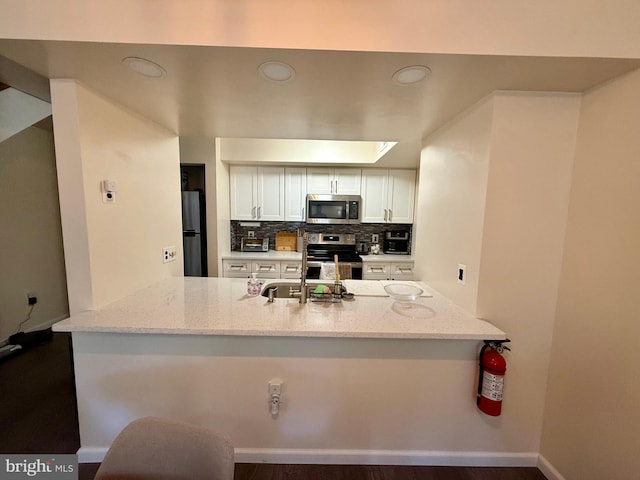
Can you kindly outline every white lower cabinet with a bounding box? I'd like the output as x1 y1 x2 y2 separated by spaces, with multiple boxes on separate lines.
222 259 301 279
280 261 303 279
252 261 280 279
363 261 415 280
222 260 251 278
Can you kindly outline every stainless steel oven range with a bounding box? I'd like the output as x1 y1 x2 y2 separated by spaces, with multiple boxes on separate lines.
305 232 363 280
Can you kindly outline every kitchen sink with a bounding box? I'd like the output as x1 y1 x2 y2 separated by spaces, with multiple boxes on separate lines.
260 281 322 298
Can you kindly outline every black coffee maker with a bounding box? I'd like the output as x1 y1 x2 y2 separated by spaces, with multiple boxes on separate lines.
383 230 410 254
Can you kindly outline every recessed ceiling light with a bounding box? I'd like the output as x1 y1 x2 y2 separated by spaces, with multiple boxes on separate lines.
122 57 166 78
392 65 431 86
258 61 296 83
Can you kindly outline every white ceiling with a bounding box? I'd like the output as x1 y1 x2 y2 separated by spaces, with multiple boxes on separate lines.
1 39 639 167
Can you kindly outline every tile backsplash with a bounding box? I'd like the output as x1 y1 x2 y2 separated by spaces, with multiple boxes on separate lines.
230 221 411 254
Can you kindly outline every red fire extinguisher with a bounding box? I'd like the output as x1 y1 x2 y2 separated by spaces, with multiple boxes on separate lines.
477 340 510 416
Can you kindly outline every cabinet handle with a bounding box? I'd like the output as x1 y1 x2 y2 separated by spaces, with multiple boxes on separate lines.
257 264 274 271
384 209 388 221
229 264 245 270
302 207 305 219
388 209 392 221
252 206 256 218
371 267 384 272
257 206 262 218
335 179 338 193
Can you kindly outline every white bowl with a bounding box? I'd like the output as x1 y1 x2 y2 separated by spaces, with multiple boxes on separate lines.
384 283 423 302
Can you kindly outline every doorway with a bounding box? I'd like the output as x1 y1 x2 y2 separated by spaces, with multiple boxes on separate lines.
180 164 208 276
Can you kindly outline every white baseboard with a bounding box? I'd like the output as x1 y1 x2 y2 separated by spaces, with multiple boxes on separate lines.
77 448 109 463
537 454 566 480
79 446 539 467
234 449 538 466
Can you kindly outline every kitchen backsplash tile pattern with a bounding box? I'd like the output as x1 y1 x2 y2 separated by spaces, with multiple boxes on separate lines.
230 221 412 254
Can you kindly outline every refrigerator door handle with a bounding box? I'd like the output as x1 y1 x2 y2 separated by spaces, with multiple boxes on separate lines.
184 231 197 237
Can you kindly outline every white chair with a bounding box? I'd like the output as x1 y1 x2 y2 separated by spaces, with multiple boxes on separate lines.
94 416 234 480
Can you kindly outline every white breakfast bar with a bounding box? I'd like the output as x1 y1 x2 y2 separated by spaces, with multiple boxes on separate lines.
53 277 522 466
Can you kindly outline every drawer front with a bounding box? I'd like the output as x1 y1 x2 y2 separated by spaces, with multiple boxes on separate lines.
364 263 389 276
222 260 251 278
252 261 281 274
389 262 415 280
281 262 302 279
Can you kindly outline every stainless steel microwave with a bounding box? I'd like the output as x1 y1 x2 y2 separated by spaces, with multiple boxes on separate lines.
306 195 361 224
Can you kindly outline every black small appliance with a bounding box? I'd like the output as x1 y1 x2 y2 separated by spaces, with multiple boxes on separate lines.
383 230 410 254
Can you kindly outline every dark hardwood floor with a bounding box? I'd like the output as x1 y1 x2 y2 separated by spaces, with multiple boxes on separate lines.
0 332 547 480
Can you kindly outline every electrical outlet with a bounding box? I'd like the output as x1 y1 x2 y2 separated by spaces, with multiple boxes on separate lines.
457 264 467 285
372 234 379 243
163 246 177 263
26 292 38 305
248 231 255 239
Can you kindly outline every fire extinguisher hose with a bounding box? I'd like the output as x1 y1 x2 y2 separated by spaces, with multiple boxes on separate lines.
476 343 491 406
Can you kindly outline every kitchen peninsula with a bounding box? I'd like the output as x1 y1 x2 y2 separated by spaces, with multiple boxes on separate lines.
54 277 510 466
54 277 504 340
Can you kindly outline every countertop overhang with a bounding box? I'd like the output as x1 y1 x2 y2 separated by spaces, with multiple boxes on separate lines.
53 277 505 341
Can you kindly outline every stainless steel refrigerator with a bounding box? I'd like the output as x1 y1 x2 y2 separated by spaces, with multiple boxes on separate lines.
182 191 207 276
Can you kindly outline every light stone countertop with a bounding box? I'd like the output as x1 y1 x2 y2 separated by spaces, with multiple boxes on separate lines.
360 253 415 262
221 252 416 262
221 250 302 261
53 277 505 340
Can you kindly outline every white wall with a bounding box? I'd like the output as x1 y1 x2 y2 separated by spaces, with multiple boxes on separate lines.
215 138 231 266
51 80 183 312
476 92 581 458
2 1 640 58
540 70 640 480
416 97 494 314
417 92 581 460
72 332 539 465
0 126 68 340
179 136 218 276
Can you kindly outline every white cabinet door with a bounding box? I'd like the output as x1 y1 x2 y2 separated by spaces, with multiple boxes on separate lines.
256 167 284 221
230 166 257 220
230 166 284 221
361 169 415 224
360 169 389 223
285 168 307 221
306 168 334 194
387 169 415 224
334 168 362 195
307 168 361 194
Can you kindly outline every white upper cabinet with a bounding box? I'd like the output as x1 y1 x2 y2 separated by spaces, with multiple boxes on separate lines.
307 168 361 195
284 167 307 221
361 169 416 223
230 166 285 221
